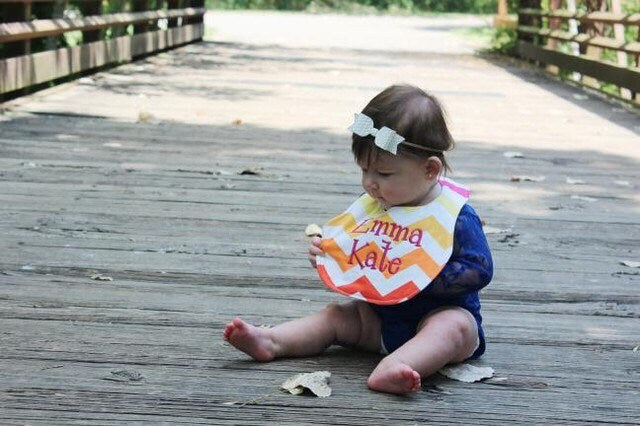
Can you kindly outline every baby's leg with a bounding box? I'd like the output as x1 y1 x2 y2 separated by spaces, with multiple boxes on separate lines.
367 307 479 394
223 301 381 362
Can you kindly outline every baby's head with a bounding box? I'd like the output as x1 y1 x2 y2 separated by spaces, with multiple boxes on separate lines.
351 84 454 172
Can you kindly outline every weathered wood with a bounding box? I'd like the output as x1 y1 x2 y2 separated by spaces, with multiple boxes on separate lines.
0 23 204 94
517 41 640 92
0 12 639 423
518 25 640 54
0 8 205 42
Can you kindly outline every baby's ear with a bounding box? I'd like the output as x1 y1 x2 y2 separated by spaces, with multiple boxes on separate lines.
424 156 443 179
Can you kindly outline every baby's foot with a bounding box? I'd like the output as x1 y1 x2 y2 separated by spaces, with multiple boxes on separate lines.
367 360 421 394
223 317 276 362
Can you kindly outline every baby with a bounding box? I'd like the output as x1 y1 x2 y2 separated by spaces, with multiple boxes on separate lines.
223 84 493 394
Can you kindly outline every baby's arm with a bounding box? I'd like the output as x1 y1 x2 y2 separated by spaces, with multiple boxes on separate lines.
308 236 324 268
424 204 493 298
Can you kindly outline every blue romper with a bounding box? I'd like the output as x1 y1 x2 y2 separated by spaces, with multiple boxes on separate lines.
369 203 493 359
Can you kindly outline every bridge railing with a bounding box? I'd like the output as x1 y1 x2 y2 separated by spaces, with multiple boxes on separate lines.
517 1 640 104
0 0 205 97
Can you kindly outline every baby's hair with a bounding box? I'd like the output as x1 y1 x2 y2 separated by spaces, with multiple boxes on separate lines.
351 84 454 172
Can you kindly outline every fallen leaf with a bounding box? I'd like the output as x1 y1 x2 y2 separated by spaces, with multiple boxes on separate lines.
136 111 154 123
438 363 494 383
281 371 331 397
102 369 143 382
503 151 524 158
239 168 262 176
231 118 243 126
305 224 323 237
620 261 640 268
565 177 585 185
90 274 113 281
510 175 545 182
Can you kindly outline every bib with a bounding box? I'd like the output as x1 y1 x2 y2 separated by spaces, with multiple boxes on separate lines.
316 178 469 305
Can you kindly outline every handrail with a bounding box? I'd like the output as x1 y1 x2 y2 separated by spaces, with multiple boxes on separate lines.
518 25 640 55
518 8 640 25
516 2 640 103
1 0 205 96
0 8 205 43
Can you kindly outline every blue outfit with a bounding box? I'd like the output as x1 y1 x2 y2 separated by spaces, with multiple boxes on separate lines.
369 203 493 359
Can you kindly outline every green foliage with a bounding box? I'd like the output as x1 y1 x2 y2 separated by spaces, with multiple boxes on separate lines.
205 0 514 13
490 27 516 53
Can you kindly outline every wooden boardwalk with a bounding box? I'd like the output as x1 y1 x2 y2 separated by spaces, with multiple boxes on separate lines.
1 11 639 425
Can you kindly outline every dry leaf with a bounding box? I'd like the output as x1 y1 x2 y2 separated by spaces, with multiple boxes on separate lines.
620 261 640 268
281 371 331 397
137 111 154 123
305 224 323 237
90 274 113 281
239 168 262 176
510 175 545 182
503 151 524 158
438 364 494 383
231 118 243 126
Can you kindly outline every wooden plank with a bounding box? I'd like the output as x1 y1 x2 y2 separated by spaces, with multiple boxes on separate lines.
0 23 203 94
0 8 205 42
0 14 639 422
518 25 640 54
517 40 640 92
518 8 640 25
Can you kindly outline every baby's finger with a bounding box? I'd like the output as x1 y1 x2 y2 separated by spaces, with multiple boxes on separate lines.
310 236 322 247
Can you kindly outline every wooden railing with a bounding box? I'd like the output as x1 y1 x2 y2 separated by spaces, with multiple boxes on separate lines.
0 0 205 96
517 1 640 103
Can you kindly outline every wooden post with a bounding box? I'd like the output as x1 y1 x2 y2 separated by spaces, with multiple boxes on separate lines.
493 0 516 29
80 0 103 43
518 0 541 44
132 0 151 34
167 0 181 28
611 0 631 99
3 0 32 57
566 0 581 81
545 0 561 74
581 0 605 89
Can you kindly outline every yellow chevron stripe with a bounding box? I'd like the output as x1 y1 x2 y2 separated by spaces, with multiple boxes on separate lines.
408 215 452 249
326 212 357 230
436 193 459 217
359 195 384 216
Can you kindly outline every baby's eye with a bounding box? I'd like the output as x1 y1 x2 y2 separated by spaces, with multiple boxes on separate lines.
378 172 393 177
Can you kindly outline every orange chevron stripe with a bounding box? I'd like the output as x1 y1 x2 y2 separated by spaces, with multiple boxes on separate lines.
321 238 443 279
318 264 422 306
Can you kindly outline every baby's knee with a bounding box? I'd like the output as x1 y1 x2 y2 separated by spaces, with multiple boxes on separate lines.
422 308 477 348
322 302 352 321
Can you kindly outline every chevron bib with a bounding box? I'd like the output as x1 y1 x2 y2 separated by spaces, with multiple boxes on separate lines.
316 178 469 305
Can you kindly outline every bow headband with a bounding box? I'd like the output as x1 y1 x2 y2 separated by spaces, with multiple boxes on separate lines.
348 113 442 155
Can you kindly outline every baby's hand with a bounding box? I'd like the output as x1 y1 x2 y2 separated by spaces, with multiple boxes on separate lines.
308 236 324 268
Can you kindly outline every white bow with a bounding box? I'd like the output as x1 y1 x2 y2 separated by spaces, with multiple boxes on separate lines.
348 113 405 155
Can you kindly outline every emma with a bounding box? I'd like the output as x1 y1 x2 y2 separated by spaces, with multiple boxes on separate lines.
352 219 423 247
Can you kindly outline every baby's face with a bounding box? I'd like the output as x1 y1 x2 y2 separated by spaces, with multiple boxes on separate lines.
357 153 439 209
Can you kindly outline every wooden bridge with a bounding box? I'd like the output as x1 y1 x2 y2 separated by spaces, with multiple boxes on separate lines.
1 10 639 425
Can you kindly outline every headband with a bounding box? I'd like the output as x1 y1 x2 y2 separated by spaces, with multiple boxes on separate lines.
348 113 443 155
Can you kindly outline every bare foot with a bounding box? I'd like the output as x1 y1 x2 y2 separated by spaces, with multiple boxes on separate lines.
367 360 421 394
223 317 276 362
